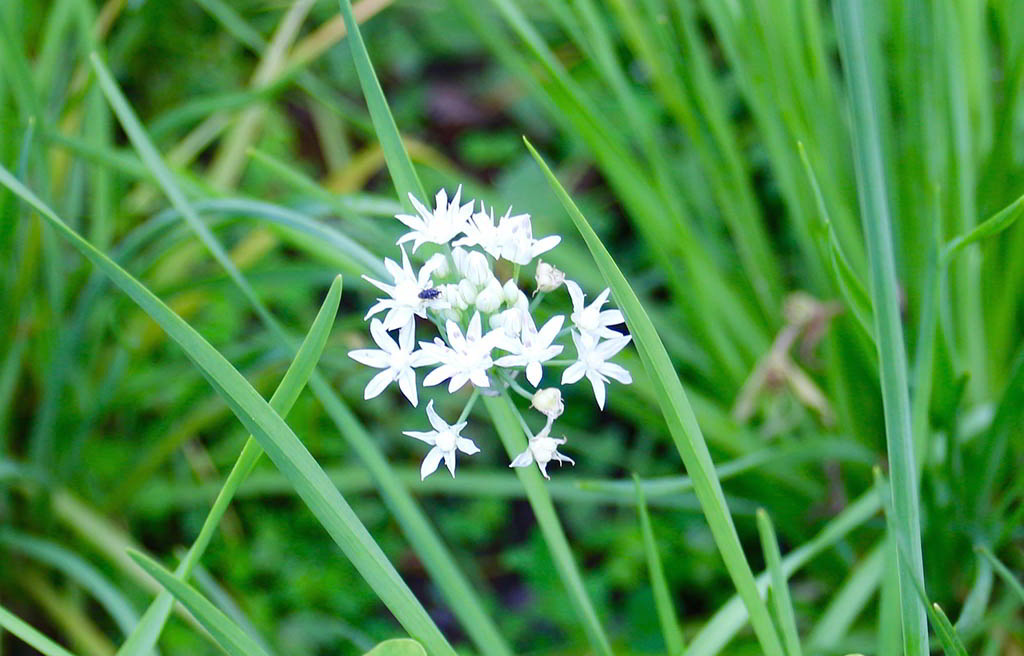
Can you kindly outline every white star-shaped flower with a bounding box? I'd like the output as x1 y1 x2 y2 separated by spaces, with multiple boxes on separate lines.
500 212 560 265
561 331 632 409
509 422 574 479
420 312 512 392
455 207 560 265
564 280 625 339
363 246 443 332
348 319 429 406
396 187 474 252
404 400 480 479
494 314 565 386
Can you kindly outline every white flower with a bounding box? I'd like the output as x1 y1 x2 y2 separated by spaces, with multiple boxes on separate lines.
564 280 625 339
475 278 504 313
420 312 508 392
535 260 565 292
404 400 480 479
531 388 564 420
396 187 473 252
509 422 574 479
494 315 565 386
441 283 466 311
363 246 444 332
456 207 560 265
500 212 561 265
348 319 428 406
562 331 632 409
455 207 505 259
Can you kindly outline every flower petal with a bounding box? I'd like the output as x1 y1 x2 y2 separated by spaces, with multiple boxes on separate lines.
443 450 457 477
398 368 419 406
364 369 394 400
561 361 587 385
348 348 389 369
509 449 534 468
526 361 542 387
564 279 585 313
403 430 436 445
420 446 443 479
456 437 480 455
587 371 607 410
425 399 448 432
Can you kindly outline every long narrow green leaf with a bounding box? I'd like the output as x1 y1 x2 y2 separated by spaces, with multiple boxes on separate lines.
943 192 1024 260
954 555 992 633
524 138 785 656
834 4 929 655
0 531 139 635
756 510 803 656
335 0 425 207
128 551 272 656
976 546 1024 605
634 477 684 655
483 393 613 656
687 491 881 656
0 604 79 656
807 542 884 650
0 164 456 656
115 276 341 656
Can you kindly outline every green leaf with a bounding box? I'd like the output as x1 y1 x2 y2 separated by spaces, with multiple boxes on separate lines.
115 275 342 656
756 509 803 656
797 141 873 339
525 137 785 656
0 164 455 656
944 192 1024 260
634 476 685 655
335 0 425 207
834 4 929 654
0 603 80 656
128 550 272 656
363 639 427 656
976 546 1024 605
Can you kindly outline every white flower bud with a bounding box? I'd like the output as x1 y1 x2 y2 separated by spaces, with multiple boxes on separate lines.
475 278 503 313
535 260 565 292
497 308 523 337
458 279 478 306
531 388 564 420
442 284 466 310
442 308 461 323
513 289 530 314
465 251 492 287
451 247 469 277
426 253 450 278
502 279 521 306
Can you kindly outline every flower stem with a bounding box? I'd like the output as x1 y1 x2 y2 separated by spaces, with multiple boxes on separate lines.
457 389 481 423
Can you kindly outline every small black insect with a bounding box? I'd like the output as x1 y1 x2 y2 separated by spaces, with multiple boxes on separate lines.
418 288 442 300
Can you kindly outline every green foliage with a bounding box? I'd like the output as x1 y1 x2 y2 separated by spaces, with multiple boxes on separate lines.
1 0 1022 655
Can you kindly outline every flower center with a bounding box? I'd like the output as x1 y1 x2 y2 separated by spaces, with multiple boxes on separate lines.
578 308 600 332
434 430 457 452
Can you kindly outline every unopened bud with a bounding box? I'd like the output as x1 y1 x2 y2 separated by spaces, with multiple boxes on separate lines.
535 260 565 292
443 284 466 310
426 253 450 278
458 279 478 306
531 388 564 419
465 251 492 287
502 279 521 306
475 278 504 313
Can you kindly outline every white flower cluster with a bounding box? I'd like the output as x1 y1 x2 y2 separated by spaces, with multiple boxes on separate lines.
349 187 632 480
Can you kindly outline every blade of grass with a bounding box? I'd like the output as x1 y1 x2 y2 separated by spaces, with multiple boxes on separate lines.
114 276 341 656
483 392 613 656
0 165 456 656
806 542 884 651
525 138 785 656
687 490 881 656
976 546 1024 604
633 476 684 655
0 531 139 635
335 0 425 208
953 554 992 634
755 509 803 656
0 604 80 656
128 551 272 656
834 3 929 654
943 191 1024 260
